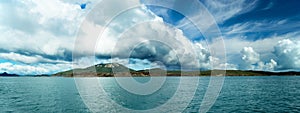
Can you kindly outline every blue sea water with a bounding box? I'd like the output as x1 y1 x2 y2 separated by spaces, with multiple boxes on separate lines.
0 76 300 113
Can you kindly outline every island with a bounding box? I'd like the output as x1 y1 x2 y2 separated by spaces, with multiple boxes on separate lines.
53 63 300 77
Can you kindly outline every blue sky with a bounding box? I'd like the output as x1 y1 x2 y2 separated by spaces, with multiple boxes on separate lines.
0 0 300 75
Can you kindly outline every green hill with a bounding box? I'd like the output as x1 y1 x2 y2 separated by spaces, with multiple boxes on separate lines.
53 63 135 77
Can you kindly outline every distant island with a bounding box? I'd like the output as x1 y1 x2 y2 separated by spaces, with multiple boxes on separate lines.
52 63 300 77
0 72 49 77
0 72 19 77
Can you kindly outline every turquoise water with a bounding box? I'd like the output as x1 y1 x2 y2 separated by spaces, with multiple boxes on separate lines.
0 76 300 112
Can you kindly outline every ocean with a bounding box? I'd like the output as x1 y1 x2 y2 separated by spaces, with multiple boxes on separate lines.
0 76 299 113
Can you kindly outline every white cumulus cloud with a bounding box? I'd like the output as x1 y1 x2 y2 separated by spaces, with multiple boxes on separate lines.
240 47 277 71
274 39 300 70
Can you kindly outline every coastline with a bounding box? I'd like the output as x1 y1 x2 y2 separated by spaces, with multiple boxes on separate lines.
2 70 300 77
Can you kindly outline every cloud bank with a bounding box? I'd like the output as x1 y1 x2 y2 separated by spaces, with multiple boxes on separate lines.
0 0 299 74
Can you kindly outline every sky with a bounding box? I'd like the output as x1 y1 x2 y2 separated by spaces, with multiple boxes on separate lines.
0 0 300 75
